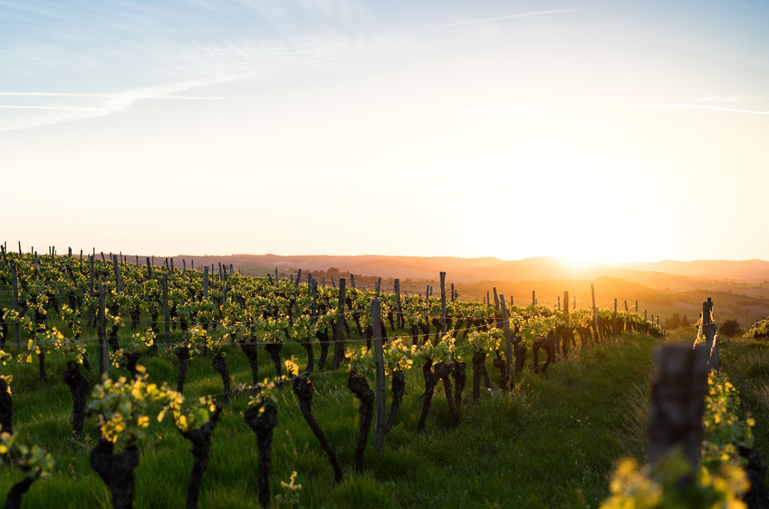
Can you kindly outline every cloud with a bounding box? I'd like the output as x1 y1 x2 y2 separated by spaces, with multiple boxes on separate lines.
414 8 584 32
0 36 363 132
624 103 769 115
458 101 585 115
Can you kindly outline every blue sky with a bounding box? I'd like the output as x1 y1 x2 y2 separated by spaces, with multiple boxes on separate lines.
2 1 768 262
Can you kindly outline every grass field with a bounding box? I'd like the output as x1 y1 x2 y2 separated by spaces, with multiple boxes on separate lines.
0 331 665 508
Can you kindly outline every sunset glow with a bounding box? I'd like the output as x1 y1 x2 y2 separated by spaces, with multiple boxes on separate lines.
2 1 768 263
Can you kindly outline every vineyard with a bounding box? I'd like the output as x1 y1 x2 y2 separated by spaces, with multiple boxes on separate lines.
0 245 718 509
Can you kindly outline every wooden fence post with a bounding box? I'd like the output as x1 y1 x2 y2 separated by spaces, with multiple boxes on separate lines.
204 266 209 300
332 278 346 370
11 264 20 348
163 274 170 347
89 255 96 327
648 344 709 466
113 255 121 293
702 301 719 372
635 300 639 313
394 279 403 329
624 300 629 312
440 272 447 336
500 295 513 389
373 298 386 450
451 283 455 303
613 298 618 337
350 274 355 289
311 279 318 323
493 287 499 312
591 284 599 341
146 257 152 278
98 284 109 378
532 290 536 306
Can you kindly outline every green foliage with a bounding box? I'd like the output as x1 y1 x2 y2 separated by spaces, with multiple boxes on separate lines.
600 449 748 509
701 371 754 468
744 318 769 340
87 366 165 445
467 328 503 352
0 431 55 480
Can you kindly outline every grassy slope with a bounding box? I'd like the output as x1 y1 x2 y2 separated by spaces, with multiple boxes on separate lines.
0 332 661 509
719 336 769 473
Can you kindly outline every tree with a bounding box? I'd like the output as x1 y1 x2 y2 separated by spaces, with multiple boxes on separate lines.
682 315 690 327
664 313 682 330
719 320 743 337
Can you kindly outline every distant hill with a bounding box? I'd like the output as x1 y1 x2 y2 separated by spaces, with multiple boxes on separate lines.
152 254 769 286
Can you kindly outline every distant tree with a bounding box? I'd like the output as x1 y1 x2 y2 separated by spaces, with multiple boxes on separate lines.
719 319 743 337
664 313 682 330
326 267 340 276
682 315 690 327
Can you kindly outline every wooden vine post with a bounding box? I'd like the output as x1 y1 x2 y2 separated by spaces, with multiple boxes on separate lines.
11 264 20 347
89 255 96 327
440 272 447 336
532 290 536 306
113 255 121 293
332 278 346 370
591 284 599 341
372 298 386 450
613 298 618 337
500 295 513 390
394 279 403 329
203 266 209 300
98 284 109 378
492 287 499 312
702 300 719 372
163 274 170 347
648 344 709 466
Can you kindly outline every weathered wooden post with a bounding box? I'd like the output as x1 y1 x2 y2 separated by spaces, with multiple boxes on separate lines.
532 290 536 306
372 298 386 450
394 279 403 329
492 287 499 312
98 284 109 378
702 301 719 372
113 255 121 293
613 298 618 337
332 278 347 370
350 274 355 289
500 295 513 389
440 272 447 336
591 284 599 342
203 266 209 300
648 344 709 466
11 264 20 348
163 274 170 347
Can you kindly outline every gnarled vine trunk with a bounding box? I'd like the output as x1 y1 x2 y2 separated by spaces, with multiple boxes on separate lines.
244 403 278 507
181 407 223 509
90 439 140 509
292 376 343 483
211 354 231 404
175 347 190 393
347 373 375 472
62 361 89 436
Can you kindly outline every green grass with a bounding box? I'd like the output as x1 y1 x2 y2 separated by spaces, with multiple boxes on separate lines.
0 331 662 508
719 336 769 471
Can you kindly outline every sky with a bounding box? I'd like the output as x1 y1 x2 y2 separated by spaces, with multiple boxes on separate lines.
1 0 768 263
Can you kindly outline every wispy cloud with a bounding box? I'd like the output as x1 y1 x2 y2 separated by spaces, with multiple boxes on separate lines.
0 151 148 175
459 101 585 115
624 103 769 115
414 8 584 32
0 35 363 132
